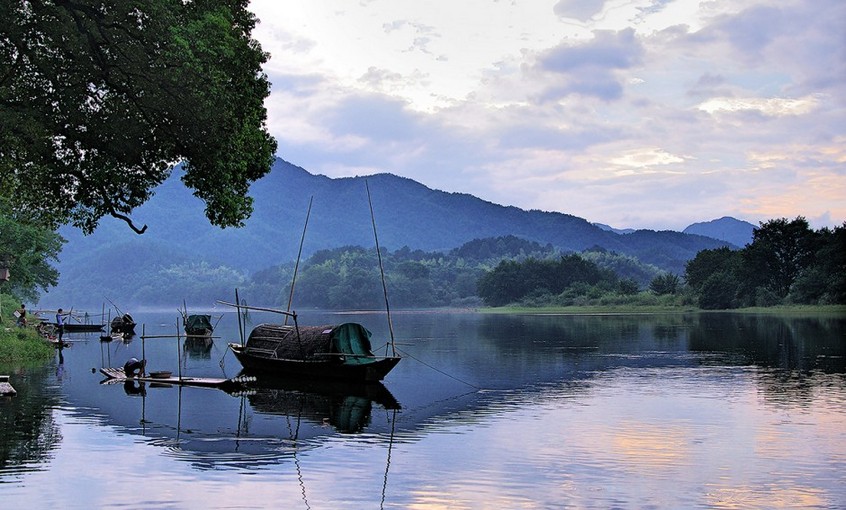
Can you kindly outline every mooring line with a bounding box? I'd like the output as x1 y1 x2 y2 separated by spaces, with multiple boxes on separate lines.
395 346 482 390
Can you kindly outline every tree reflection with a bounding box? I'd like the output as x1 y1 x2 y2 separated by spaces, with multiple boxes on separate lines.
0 365 62 478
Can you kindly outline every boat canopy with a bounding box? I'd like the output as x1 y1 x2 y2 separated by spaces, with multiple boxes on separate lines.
185 314 213 334
245 323 376 362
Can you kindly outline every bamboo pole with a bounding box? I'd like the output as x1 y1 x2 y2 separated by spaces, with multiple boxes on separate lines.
286 196 312 325
141 324 146 376
366 180 396 356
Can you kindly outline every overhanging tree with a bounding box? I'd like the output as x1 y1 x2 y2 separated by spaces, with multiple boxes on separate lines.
0 198 64 302
1 0 277 234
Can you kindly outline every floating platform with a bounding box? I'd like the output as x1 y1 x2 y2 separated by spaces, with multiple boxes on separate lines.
0 375 16 397
99 367 253 391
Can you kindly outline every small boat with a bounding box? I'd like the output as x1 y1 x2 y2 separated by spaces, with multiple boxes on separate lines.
110 313 136 335
227 187 400 383
229 321 400 383
62 322 105 333
183 313 214 338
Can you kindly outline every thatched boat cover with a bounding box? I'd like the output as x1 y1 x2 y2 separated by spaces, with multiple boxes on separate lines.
185 314 213 335
245 323 376 362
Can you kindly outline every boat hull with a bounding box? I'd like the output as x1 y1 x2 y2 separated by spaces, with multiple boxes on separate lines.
230 344 400 382
61 323 105 333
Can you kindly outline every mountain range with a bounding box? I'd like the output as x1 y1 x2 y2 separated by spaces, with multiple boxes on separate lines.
51 158 755 298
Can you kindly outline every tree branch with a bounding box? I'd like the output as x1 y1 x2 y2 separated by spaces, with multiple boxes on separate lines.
109 210 147 234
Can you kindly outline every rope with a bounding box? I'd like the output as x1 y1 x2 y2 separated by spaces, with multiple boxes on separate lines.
395 346 482 390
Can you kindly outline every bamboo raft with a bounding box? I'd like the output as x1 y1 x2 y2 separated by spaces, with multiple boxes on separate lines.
100 367 254 390
0 375 16 396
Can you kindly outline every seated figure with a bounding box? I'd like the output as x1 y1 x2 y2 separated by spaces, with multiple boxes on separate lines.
123 357 146 378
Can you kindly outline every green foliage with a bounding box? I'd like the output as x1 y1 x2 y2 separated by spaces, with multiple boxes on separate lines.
649 273 680 295
0 293 54 362
742 217 817 298
685 218 845 309
618 278 640 295
477 254 615 306
697 271 739 310
581 249 663 287
1 0 276 233
0 327 54 363
0 198 64 301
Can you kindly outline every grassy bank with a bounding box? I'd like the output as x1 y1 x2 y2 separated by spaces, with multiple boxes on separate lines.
0 326 55 363
0 293 55 363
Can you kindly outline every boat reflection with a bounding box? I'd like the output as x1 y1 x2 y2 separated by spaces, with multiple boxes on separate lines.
182 336 214 359
96 370 401 470
240 372 401 433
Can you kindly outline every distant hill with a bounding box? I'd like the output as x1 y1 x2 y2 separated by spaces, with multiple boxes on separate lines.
593 223 636 235
48 158 733 304
683 216 756 247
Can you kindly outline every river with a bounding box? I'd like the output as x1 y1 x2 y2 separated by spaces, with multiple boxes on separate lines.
1 310 844 509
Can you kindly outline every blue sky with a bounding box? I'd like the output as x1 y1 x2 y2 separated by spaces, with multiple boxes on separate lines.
249 0 844 230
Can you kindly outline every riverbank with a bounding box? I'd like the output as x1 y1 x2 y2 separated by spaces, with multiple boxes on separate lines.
483 304 846 316
0 326 55 363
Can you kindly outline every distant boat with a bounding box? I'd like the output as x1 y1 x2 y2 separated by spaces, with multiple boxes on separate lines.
229 321 400 383
183 313 214 339
110 313 136 335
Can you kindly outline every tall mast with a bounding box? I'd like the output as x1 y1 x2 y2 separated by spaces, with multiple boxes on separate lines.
286 196 313 325
366 181 396 356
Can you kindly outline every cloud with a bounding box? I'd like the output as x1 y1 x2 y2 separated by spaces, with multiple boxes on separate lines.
708 5 785 58
535 29 643 101
251 1 845 230
553 0 606 21
540 28 642 72
610 148 686 169
697 95 823 117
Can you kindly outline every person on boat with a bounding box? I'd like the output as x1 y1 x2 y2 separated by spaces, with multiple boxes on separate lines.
123 357 146 378
55 308 69 341
16 304 26 327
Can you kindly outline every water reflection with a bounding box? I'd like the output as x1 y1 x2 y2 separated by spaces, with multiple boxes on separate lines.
182 337 213 359
2 310 844 508
91 372 401 471
383 312 846 445
0 365 62 480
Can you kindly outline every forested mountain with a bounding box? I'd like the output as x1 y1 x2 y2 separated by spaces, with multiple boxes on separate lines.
45 158 732 307
683 217 756 247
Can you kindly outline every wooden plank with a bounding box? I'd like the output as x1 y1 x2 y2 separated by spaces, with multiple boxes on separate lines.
99 367 254 390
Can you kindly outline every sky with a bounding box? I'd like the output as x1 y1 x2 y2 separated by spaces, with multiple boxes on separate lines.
248 0 845 231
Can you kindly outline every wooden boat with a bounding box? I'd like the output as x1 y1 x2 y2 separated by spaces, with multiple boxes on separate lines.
226 187 400 383
183 313 213 338
62 322 105 333
228 321 400 383
110 313 136 335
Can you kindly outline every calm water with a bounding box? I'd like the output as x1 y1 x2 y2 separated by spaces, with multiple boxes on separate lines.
1 310 845 509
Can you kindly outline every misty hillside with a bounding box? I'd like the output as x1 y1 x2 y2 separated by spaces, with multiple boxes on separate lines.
52 158 733 296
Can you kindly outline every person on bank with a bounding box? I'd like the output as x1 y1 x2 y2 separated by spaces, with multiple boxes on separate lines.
55 308 70 342
16 304 26 327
